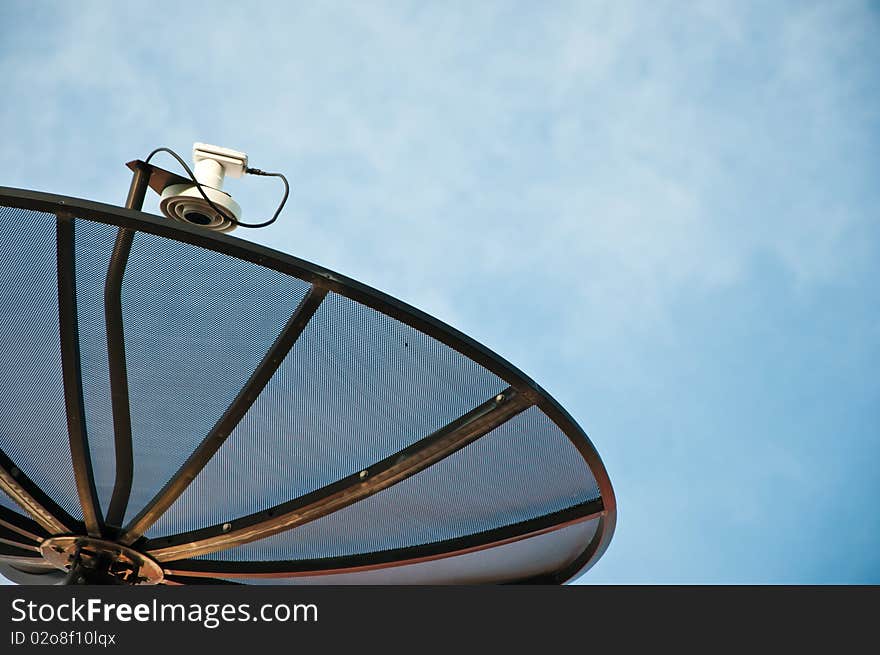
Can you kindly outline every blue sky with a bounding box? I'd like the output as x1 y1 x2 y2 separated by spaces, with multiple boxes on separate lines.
1 1 878 583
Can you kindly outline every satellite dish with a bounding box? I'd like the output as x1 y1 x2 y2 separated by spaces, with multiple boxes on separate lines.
0 151 615 585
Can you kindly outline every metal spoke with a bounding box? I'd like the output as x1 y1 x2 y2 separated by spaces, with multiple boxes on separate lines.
0 542 51 567
0 505 48 543
144 387 531 562
0 524 40 551
0 449 77 536
57 214 104 537
103 229 136 527
162 498 604 579
104 163 151 528
118 285 328 546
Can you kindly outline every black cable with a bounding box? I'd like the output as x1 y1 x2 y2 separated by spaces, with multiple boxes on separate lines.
144 146 289 229
241 167 290 228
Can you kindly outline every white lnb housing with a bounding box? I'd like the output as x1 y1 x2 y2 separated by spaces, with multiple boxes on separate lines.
158 142 248 232
192 142 248 190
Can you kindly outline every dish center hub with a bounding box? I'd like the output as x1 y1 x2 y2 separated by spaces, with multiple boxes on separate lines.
39 536 164 585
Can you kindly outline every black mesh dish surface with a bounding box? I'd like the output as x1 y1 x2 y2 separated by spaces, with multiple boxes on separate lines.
0 188 615 585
